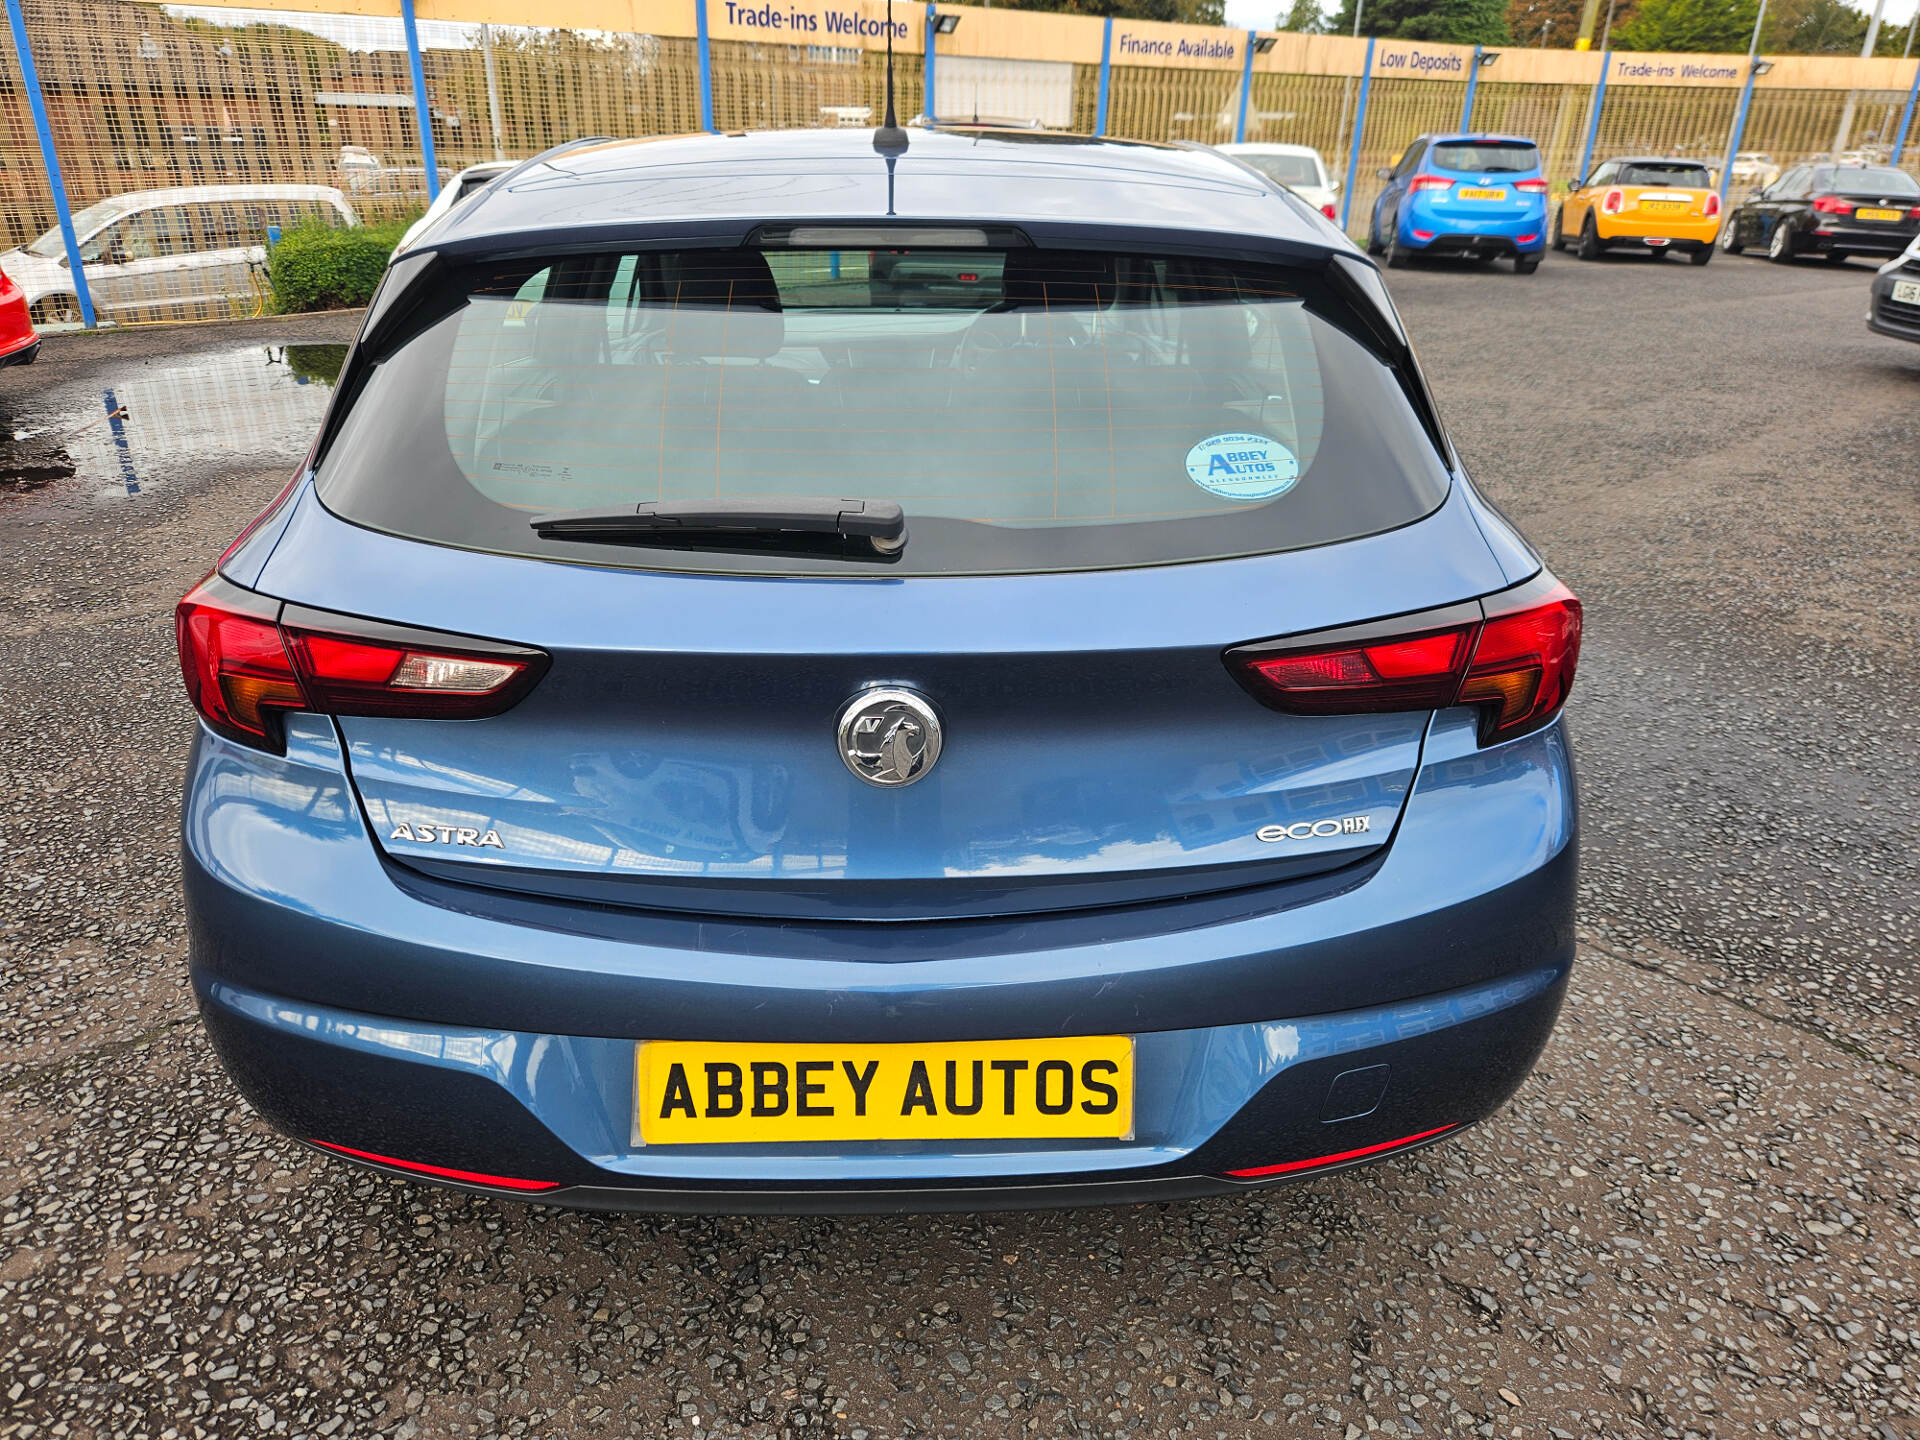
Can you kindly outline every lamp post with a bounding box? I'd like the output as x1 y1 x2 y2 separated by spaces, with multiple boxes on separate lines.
1462 48 1498 132
1333 0 1367 195
924 8 959 124
1720 57 1774 203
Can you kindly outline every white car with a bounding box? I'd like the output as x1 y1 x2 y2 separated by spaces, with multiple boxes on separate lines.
1 184 357 326
1215 143 1340 219
396 162 517 252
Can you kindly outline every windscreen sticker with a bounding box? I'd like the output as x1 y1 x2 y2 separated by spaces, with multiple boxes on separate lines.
1184 433 1300 502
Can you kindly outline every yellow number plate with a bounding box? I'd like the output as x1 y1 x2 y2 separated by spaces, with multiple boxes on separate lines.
1642 199 1688 213
1456 187 1506 200
1857 207 1905 222
635 1037 1135 1145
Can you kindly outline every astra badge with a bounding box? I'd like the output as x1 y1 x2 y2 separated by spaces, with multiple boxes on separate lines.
1257 815 1372 842
837 687 942 788
389 822 505 848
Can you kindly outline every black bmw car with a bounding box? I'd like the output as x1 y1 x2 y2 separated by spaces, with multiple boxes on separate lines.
1720 163 1920 264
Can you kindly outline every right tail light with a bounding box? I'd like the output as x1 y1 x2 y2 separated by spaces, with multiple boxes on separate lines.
1227 575 1583 746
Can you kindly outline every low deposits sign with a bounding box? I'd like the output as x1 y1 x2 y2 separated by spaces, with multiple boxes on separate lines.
1369 39 1475 79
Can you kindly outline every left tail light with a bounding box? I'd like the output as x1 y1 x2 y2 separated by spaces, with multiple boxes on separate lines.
1602 188 1625 214
1227 574 1582 747
176 572 549 751
1812 195 1853 215
1321 202 1338 219
1408 174 1454 193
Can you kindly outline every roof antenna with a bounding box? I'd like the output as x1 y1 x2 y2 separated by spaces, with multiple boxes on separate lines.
874 0 908 152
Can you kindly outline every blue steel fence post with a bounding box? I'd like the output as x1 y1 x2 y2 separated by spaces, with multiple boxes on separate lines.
1338 37 1376 234
400 0 440 202
1576 51 1609 184
1235 32 1256 143
924 4 937 124
3 0 95 327
1718 60 1761 203
695 0 717 133
1095 18 1113 134
1892 58 1920 164
1461 47 1481 132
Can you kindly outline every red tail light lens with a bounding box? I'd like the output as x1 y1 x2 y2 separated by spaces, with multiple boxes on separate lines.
1241 623 1478 715
1812 195 1853 215
1457 581 1582 744
176 575 549 751
1602 188 1625 214
176 574 306 747
1704 192 1722 218
1515 178 1549 194
1227 576 1582 746
1409 174 1453 193
1321 201 1338 219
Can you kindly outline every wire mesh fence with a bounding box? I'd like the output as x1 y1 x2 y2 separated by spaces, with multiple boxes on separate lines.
1 0 1915 325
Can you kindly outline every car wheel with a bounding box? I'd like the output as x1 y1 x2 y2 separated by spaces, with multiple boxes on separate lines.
1365 220 1386 258
1719 220 1744 255
1767 222 1796 263
1576 213 1603 261
1514 252 1541 274
29 296 80 327
1386 232 1409 270
1551 206 1567 251
1689 244 1713 267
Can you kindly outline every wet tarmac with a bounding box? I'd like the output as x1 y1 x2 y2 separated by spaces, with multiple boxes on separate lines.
0 340 345 500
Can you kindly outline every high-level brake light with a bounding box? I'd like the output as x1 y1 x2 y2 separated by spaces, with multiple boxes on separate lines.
176 572 548 750
1227 576 1582 746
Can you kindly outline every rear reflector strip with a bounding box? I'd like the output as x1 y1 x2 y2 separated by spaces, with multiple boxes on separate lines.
1223 1123 1458 1178
310 1139 562 1192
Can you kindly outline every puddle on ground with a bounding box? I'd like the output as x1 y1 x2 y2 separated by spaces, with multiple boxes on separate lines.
0 342 346 500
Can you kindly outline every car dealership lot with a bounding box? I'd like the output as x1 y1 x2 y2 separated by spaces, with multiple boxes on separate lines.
3 256 1918 1439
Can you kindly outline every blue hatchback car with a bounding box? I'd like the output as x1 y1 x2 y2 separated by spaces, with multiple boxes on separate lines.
177 128 1580 1213
1368 133 1551 273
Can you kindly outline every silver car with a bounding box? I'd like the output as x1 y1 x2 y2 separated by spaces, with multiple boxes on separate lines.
1 184 358 326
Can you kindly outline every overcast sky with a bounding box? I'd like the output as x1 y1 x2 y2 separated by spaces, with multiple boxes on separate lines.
1220 0 1920 40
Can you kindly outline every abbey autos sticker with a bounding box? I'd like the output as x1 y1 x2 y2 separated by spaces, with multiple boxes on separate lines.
1185 433 1300 502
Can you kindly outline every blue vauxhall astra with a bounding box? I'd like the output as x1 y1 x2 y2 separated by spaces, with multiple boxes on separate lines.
177 127 1580 1213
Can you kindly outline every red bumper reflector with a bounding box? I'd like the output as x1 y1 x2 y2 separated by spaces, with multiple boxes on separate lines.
310 1139 562 1192
1223 1123 1458 1178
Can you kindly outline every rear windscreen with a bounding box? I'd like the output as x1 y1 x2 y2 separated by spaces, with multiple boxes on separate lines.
1620 163 1710 187
1431 143 1539 175
1831 167 1920 197
1239 153 1322 188
315 246 1451 577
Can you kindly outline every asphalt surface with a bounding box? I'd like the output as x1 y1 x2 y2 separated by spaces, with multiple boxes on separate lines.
3 254 1919 1440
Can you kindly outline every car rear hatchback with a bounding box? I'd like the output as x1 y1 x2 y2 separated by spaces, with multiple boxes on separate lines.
178 128 1579 1212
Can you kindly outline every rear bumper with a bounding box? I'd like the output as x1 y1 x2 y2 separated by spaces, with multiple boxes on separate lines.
1806 226 1915 255
0 333 38 368
183 707 1577 1210
1403 206 1547 255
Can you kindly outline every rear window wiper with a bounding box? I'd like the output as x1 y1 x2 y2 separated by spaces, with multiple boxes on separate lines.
529 497 907 556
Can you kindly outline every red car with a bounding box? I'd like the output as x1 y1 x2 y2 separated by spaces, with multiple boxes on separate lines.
0 266 41 368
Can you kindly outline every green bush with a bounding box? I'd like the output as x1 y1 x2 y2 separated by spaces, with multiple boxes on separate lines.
268 217 413 314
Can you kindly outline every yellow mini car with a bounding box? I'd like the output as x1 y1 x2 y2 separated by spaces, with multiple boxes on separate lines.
1552 157 1723 265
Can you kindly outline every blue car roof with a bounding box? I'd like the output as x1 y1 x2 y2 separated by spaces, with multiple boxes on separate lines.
425 127 1342 258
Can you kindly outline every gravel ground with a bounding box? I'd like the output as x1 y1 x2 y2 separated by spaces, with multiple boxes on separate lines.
3 257 1918 1440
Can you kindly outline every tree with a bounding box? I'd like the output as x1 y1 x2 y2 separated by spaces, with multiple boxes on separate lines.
1611 0 1757 51
1328 0 1510 43
1505 0 1597 47
1281 0 1328 33
1761 0 1864 52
